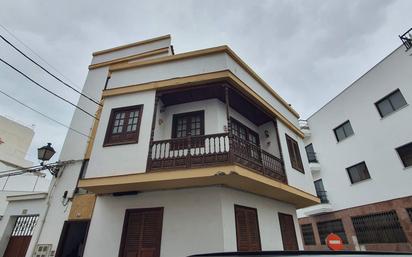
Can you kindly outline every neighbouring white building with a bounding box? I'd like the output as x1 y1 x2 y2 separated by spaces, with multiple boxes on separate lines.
0 35 321 257
298 32 412 252
0 116 50 215
0 116 50 257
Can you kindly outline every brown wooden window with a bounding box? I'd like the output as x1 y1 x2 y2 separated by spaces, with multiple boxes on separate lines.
346 161 371 184
119 208 163 257
234 205 261 252
300 224 316 245
375 89 407 118
351 210 407 244
278 213 299 250
285 134 304 173
396 141 412 168
317 219 348 245
104 105 143 146
231 118 261 160
333 120 354 142
172 110 204 138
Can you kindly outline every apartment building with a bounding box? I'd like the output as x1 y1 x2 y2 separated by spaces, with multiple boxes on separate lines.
0 116 50 215
298 33 412 252
0 35 320 257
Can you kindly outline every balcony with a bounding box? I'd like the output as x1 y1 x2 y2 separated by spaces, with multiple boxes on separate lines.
147 133 287 184
400 28 412 51
316 190 329 204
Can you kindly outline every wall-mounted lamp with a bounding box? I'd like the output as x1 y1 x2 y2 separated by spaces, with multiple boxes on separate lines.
37 143 59 177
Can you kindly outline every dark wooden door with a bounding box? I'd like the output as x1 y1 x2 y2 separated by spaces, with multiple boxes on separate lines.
278 213 299 250
3 215 38 257
55 220 90 257
119 207 163 257
3 236 32 257
235 205 261 252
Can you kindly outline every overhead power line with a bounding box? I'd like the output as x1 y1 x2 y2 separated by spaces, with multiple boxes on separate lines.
0 57 98 120
0 23 83 91
0 33 102 106
0 88 92 139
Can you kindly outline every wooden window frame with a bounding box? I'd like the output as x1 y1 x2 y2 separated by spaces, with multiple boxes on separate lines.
171 110 205 138
230 118 261 146
104 105 143 147
333 120 354 142
234 204 261 252
375 89 408 118
285 134 304 173
396 141 412 168
118 207 164 257
346 161 371 184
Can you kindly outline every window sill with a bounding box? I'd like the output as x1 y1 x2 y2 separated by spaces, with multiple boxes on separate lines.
350 177 372 186
103 140 139 147
379 104 409 120
336 133 355 144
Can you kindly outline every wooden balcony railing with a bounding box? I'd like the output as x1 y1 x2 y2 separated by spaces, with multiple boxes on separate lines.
147 133 287 184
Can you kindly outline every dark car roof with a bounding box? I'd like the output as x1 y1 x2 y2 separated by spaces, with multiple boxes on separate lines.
189 251 412 257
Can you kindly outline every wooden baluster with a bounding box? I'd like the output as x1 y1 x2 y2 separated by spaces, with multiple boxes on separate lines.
187 131 192 168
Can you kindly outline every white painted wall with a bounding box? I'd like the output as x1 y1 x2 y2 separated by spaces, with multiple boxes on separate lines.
219 187 303 251
83 186 302 257
0 115 34 168
300 45 412 214
91 37 172 65
0 195 47 257
84 187 225 257
86 90 156 178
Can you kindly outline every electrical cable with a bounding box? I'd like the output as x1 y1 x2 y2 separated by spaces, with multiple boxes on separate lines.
0 88 92 139
0 23 83 91
0 33 101 106
0 57 98 120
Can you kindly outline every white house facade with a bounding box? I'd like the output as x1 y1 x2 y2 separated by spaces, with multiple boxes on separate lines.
297 36 412 252
1 35 320 257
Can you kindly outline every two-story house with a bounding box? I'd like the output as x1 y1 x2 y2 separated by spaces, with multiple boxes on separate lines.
297 31 412 252
3 35 319 257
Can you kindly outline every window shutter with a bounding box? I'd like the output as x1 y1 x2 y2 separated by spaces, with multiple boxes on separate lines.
235 205 261 252
278 213 299 250
120 208 163 257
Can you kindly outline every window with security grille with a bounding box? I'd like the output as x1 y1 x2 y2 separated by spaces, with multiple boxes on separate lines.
301 224 316 245
407 208 412 222
351 210 407 244
317 219 348 245
375 89 407 118
11 215 39 236
104 105 143 146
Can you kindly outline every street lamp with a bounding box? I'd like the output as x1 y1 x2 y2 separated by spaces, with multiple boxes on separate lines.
37 143 59 177
37 143 56 165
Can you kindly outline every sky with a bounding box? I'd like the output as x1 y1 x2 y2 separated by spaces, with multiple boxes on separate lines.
0 0 411 164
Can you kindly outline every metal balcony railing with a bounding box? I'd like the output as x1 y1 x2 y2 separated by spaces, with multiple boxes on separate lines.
306 152 318 163
400 28 412 51
316 190 329 204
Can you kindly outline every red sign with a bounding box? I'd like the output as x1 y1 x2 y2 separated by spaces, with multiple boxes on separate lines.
326 233 344 251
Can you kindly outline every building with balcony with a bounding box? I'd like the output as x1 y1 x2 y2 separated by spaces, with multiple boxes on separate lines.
297 38 412 252
9 35 319 257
